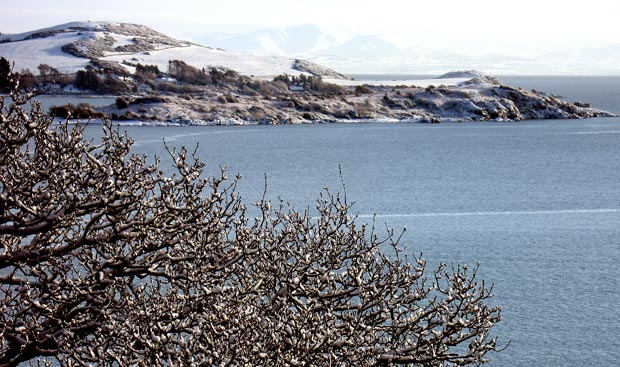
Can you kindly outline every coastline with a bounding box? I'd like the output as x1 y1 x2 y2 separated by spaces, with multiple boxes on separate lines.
98 78 615 126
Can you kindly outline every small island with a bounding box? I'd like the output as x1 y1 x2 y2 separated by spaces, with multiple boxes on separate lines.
98 70 614 125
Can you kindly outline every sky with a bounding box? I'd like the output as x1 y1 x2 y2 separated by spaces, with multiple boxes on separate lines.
3 0 620 47
3 0 620 73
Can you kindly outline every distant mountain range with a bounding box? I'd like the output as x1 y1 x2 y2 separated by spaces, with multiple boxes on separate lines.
203 24 403 59
202 24 350 57
197 25 620 75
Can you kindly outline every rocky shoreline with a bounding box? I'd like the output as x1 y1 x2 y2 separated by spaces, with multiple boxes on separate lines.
98 75 614 125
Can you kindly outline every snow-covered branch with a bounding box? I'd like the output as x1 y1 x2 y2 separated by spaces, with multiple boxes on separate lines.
1 87 504 366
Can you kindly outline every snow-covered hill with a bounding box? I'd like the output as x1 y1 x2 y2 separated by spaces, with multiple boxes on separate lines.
0 21 345 78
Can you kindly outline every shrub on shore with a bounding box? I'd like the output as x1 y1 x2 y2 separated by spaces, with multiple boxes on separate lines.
49 102 104 119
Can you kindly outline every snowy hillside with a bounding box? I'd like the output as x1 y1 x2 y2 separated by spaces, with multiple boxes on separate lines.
0 21 345 78
0 24 94 73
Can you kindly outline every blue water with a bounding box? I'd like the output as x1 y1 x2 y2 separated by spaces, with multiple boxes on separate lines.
108 115 620 367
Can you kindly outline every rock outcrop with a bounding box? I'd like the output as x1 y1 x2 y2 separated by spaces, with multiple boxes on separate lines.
292 59 351 80
58 23 188 59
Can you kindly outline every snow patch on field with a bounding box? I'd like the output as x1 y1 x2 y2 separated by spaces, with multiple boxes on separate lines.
102 45 305 77
0 21 108 42
0 33 90 73
108 34 135 49
324 77 471 87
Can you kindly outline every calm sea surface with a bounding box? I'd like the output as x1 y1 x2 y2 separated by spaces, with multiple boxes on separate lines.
85 77 620 366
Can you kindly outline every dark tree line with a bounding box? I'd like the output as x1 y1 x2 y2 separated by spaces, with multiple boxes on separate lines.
167 59 241 86
73 65 128 94
274 73 345 94
0 57 13 92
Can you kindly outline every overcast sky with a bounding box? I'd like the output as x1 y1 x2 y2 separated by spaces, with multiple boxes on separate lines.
3 0 620 54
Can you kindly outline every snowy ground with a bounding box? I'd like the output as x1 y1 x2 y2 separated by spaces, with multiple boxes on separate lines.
101 45 305 77
0 33 90 73
0 21 311 77
324 77 472 87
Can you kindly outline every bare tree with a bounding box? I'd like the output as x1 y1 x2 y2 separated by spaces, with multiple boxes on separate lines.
36 64 60 86
1 84 504 366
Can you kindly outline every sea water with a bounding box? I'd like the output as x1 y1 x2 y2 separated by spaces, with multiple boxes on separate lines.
86 77 620 367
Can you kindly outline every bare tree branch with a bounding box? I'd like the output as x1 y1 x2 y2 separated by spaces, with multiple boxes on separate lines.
1 85 504 366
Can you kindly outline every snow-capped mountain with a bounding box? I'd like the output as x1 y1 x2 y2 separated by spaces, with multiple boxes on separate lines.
198 24 406 65
320 35 402 59
0 21 346 78
202 24 351 57
197 24 620 75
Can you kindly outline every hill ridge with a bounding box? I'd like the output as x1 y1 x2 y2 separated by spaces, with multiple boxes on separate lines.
0 21 346 78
